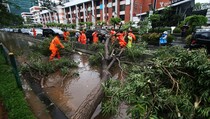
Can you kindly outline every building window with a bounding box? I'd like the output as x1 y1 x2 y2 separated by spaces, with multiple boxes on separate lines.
112 6 115 12
97 17 100 21
120 15 125 20
120 5 125 11
96 1 100 6
80 12 83 16
112 0 115 2
96 9 100 14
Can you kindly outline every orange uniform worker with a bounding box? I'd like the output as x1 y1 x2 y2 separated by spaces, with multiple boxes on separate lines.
92 30 99 44
49 34 64 61
32 28 36 38
128 29 136 41
63 30 70 41
117 31 127 48
110 27 116 44
78 30 87 44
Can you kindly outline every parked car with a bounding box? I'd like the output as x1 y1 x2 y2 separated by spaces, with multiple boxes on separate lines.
28 28 43 37
97 29 109 43
85 29 109 44
42 28 64 39
190 28 210 54
20 28 30 34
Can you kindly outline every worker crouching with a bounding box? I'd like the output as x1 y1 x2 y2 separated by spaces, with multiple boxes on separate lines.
49 33 64 61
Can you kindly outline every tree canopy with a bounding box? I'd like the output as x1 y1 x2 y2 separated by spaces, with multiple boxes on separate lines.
0 3 23 27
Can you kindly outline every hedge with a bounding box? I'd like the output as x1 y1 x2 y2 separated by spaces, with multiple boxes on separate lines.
141 33 175 45
0 52 36 119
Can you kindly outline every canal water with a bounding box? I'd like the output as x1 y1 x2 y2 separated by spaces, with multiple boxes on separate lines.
0 32 128 119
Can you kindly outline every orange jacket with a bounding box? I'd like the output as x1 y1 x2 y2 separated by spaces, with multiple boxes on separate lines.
117 33 127 47
63 32 67 38
32 28 36 37
49 36 64 51
92 32 98 43
110 30 116 35
78 33 87 44
128 33 136 41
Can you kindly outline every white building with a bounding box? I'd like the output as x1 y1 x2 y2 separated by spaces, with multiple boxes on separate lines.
29 6 42 24
21 12 33 24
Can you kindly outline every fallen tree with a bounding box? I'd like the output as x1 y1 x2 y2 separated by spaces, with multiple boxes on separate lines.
71 31 125 119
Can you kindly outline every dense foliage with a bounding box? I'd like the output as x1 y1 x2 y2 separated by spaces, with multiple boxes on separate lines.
180 15 207 32
149 7 181 28
22 38 77 79
110 17 122 29
102 46 210 118
142 33 174 45
0 53 36 119
0 3 23 27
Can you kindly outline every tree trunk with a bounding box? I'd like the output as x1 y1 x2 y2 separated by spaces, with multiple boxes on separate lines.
71 32 123 119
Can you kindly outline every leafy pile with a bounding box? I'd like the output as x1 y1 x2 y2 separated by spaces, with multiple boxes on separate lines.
21 52 78 76
102 46 210 118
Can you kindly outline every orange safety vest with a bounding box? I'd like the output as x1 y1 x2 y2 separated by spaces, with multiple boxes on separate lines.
117 33 127 48
33 28 36 37
49 36 64 51
78 33 87 44
92 32 98 43
128 33 136 41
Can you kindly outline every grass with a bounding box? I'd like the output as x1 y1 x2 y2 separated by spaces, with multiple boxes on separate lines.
0 52 36 119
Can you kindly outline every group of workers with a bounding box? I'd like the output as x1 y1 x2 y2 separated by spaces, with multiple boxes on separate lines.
48 28 137 61
110 27 136 48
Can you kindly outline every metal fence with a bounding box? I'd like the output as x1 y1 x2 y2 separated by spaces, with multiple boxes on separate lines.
0 43 22 89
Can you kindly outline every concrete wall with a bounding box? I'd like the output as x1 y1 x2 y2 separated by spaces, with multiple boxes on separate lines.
0 31 40 53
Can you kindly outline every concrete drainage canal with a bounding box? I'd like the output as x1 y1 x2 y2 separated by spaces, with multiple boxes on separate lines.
0 32 125 119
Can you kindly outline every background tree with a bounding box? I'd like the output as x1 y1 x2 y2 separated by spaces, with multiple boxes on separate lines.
149 7 181 28
194 3 201 11
110 17 122 29
138 17 149 35
86 22 93 29
0 2 23 27
182 15 207 32
149 14 160 29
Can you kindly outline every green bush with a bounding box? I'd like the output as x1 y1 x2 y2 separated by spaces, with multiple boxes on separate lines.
167 34 175 43
30 37 52 56
0 53 36 119
173 27 181 33
185 34 192 45
142 33 160 45
149 27 171 33
142 33 174 45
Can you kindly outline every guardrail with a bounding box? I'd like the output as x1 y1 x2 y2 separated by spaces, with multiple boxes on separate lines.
0 43 22 89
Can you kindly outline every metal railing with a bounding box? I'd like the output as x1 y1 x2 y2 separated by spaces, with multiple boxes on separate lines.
0 43 22 89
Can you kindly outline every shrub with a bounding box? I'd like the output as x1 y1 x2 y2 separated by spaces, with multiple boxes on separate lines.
0 53 36 119
185 34 192 45
142 33 160 45
167 34 175 43
149 27 171 33
142 33 174 45
173 27 181 33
